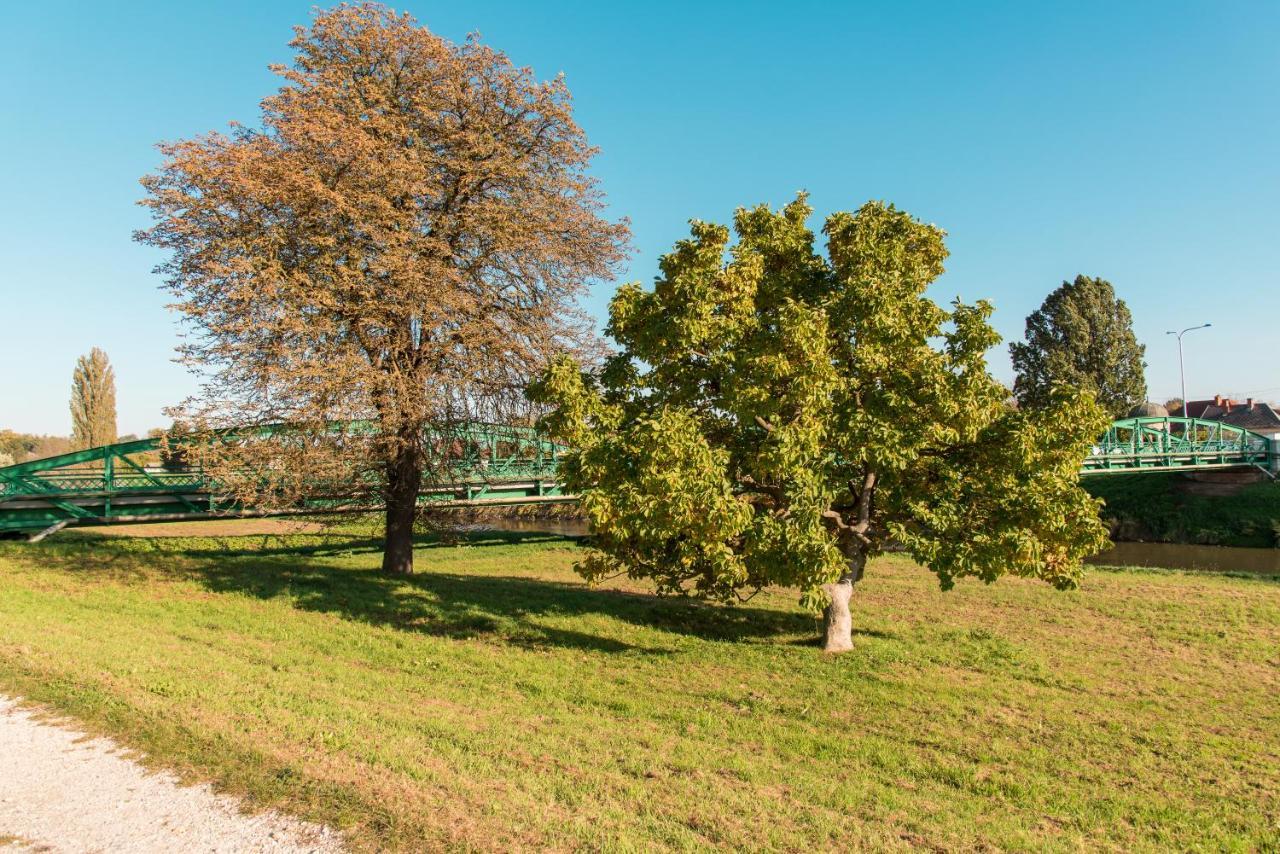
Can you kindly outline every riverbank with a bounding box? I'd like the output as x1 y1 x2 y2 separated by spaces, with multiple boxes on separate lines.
1 526 1276 850
1085 471 1280 548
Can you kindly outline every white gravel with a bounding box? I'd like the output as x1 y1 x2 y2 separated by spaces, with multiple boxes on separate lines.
0 696 344 853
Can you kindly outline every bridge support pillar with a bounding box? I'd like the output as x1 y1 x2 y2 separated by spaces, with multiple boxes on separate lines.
1270 437 1280 476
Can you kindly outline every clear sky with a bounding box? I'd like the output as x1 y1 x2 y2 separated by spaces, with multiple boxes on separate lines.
2 1 1277 436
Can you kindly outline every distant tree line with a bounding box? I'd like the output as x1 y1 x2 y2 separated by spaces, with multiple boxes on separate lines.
0 431 75 466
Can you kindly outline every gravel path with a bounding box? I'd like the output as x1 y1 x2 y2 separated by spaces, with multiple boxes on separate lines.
0 696 343 853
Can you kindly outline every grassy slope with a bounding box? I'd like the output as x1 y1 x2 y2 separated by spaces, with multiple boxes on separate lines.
0 528 1277 851
1085 473 1280 547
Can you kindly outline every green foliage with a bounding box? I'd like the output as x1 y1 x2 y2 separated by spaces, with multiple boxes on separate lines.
1086 473 1280 548
1010 275 1147 418
531 197 1110 611
70 347 117 450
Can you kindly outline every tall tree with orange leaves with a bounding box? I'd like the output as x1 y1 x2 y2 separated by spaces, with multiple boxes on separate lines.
137 4 628 573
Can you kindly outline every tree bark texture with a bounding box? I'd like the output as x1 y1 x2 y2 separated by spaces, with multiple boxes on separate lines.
821 552 866 652
381 448 421 575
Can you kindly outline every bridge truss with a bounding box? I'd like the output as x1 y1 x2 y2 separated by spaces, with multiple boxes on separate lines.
0 424 567 537
3 416 1275 538
1080 416 1274 475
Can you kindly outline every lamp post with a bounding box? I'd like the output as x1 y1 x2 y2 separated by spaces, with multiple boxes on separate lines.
1166 323 1211 417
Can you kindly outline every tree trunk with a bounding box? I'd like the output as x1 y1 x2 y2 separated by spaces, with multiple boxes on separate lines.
381 447 421 575
821 552 866 653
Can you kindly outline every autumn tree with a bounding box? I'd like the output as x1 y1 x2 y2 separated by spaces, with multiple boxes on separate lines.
1010 275 1147 418
70 347 117 450
530 197 1109 652
137 4 628 573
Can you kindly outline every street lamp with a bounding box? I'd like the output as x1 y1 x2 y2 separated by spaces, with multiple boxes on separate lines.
1166 323 1212 417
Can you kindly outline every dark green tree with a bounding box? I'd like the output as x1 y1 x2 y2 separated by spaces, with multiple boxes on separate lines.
1010 275 1147 418
530 197 1109 653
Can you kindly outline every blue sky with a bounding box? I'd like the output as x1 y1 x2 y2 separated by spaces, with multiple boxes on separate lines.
2 1 1277 435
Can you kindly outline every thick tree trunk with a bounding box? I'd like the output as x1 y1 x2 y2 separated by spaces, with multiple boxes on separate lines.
821 552 866 653
381 448 421 575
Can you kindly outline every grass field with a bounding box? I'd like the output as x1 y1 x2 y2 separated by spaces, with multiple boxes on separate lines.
0 525 1277 851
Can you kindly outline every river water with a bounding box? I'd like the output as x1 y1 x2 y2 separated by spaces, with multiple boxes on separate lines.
473 518 1279 577
1088 541 1280 576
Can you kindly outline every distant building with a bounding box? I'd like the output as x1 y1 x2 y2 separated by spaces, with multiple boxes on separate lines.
1127 401 1169 418
1183 394 1280 437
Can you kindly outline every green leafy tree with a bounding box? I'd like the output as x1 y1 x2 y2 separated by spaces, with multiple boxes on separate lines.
70 347 117 450
530 197 1109 652
1010 275 1147 418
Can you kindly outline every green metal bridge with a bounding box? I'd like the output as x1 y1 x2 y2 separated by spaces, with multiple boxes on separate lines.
2 416 1275 538
0 424 567 538
1081 416 1276 476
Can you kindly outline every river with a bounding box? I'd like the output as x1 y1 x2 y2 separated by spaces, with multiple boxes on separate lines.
1088 541 1280 576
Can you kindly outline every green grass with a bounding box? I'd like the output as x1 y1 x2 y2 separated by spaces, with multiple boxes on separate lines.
1 526 1278 851
1086 472 1280 546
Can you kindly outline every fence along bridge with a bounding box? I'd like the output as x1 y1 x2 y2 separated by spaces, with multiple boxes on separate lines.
0 424 566 538
2 416 1276 538
1081 416 1277 475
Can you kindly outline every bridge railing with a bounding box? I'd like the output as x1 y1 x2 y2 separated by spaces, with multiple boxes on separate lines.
1081 416 1272 473
0 423 565 501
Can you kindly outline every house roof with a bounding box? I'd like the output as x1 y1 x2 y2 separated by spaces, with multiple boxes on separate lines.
1181 395 1280 434
1217 403 1280 433
1183 397 1241 418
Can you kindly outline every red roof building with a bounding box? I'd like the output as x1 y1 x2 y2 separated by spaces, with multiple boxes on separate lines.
1183 395 1280 436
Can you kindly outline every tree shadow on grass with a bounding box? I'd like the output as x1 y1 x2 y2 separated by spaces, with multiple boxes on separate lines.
186 558 818 653
33 530 819 652
175 527 583 560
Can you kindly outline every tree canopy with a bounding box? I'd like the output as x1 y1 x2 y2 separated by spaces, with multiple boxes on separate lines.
137 4 628 573
1010 275 1147 418
530 196 1109 652
70 347 117 450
